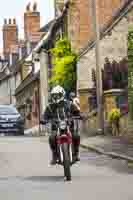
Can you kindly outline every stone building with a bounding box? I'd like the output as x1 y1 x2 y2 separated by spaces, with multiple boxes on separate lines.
14 2 69 131
15 72 40 129
0 2 43 105
76 1 132 135
0 57 11 104
77 1 132 110
58 0 127 52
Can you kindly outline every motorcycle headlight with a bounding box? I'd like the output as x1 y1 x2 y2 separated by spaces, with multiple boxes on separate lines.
59 121 67 130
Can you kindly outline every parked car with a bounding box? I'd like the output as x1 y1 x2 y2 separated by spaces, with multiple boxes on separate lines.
0 105 25 135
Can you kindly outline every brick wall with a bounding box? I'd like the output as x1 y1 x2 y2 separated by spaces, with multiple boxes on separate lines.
3 18 18 54
68 0 126 51
24 3 40 40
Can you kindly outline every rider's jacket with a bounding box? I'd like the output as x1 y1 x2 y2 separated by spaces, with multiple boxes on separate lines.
43 100 80 130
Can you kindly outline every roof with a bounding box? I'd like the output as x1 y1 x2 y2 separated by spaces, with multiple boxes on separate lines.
79 0 133 58
39 20 55 33
0 72 11 82
34 0 70 53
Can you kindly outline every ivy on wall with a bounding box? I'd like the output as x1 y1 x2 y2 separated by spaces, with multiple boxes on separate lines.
49 38 77 92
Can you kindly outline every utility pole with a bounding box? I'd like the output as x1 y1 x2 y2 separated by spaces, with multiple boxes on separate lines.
91 0 104 134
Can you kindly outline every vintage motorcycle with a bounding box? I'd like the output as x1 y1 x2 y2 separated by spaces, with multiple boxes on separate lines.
41 111 80 181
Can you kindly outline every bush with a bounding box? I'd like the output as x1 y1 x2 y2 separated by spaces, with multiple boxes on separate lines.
108 108 121 123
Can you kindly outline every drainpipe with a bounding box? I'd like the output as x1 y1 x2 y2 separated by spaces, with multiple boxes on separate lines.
91 0 104 134
40 50 49 115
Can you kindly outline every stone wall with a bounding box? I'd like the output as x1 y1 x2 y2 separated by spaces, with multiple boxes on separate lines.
78 15 129 91
16 79 40 130
77 6 132 118
80 89 128 136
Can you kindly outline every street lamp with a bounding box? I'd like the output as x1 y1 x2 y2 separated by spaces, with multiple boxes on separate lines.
91 0 104 134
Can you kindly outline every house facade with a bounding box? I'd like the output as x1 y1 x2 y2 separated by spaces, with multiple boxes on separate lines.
77 1 132 112
14 2 69 131
74 1 132 136
0 2 43 106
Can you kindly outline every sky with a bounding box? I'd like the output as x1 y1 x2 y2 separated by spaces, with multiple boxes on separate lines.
0 0 55 52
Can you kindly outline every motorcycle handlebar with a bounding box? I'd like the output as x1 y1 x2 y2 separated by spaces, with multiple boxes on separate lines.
40 116 82 125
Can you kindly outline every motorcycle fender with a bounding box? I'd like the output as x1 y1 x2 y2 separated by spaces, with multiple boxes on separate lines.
60 144 72 163
69 144 73 163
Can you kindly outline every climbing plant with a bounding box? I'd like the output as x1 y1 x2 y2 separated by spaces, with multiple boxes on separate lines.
49 38 77 93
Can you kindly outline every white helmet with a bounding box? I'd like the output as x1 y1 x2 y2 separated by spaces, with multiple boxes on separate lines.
51 85 65 103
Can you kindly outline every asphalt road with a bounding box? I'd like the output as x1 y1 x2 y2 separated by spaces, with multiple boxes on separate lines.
0 136 133 200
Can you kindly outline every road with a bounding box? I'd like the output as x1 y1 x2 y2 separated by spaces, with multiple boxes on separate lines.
0 136 133 200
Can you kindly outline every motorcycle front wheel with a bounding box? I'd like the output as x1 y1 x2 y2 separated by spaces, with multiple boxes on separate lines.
62 143 71 181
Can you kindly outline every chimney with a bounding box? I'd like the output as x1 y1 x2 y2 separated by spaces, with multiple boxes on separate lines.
3 18 18 55
24 2 40 41
4 19 7 24
9 18 11 24
13 18 16 24
33 2 37 12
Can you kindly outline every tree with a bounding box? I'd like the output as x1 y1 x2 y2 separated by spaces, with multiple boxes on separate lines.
128 26 133 119
49 38 77 93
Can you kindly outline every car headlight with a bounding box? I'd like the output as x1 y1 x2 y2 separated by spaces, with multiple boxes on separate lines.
0 116 5 122
17 116 25 123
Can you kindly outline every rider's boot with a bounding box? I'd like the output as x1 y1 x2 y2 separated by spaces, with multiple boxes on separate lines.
49 135 57 165
73 136 80 162
75 151 80 162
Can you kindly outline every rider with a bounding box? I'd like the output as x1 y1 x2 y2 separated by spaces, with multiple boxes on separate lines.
43 85 81 165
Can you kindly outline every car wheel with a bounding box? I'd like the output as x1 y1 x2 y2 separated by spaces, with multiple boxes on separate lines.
19 129 24 135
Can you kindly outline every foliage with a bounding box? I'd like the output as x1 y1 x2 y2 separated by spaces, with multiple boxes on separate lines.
49 38 77 92
108 108 121 123
128 26 133 119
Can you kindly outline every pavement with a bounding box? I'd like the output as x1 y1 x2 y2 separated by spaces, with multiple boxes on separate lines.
81 135 133 162
0 136 133 200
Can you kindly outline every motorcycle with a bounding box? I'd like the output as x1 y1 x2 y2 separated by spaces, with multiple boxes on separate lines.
41 112 81 181
56 118 73 181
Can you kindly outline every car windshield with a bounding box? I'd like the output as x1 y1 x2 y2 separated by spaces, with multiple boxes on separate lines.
0 106 18 115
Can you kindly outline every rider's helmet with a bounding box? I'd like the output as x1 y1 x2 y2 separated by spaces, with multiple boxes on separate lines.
51 85 65 104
